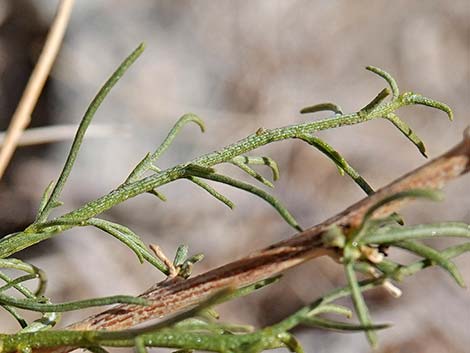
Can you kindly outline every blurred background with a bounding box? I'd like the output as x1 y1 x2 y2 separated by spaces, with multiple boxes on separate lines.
0 1 469 352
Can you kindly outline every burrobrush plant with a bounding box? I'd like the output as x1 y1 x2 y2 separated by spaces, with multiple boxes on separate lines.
0 43 469 353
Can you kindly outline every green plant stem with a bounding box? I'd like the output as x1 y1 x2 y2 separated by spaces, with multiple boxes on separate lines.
0 294 149 313
361 222 470 244
35 43 145 223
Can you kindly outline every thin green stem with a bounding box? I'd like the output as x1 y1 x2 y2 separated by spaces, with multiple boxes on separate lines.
344 262 377 346
35 43 145 223
0 294 149 313
361 222 470 244
125 113 205 184
393 240 465 287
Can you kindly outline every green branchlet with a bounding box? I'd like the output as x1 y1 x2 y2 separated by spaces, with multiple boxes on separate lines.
1 44 453 267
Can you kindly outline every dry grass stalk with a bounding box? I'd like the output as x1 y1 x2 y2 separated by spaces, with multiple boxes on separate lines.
0 0 74 179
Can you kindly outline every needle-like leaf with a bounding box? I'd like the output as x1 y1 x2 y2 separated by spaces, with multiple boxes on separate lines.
300 102 343 115
394 240 466 287
302 316 390 331
297 133 374 194
361 222 470 244
366 66 399 99
187 176 235 209
87 218 169 274
384 113 427 157
230 158 275 188
344 262 377 346
126 113 205 183
185 169 302 231
36 43 146 223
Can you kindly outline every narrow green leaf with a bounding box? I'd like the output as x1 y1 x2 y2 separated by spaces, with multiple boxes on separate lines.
226 276 282 302
148 188 167 201
395 240 466 287
398 243 470 278
0 271 35 299
0 293 149 312
361 222 470 244
87 218 169 274
230 158 274 188
187 176 234 209
355 189 443 243
179 254 205 278
302 316 390 331
0 274 37 293
126 113 205 183
402 93 453 121
384 113 427 157
366 66 399 99
0 231 60 259
309 303 352 318
36 43 146 223
1 305 28 328
186 171 302 231
0 259 47 296
298 133 374 195
300 102 343 115
173 245 189 267
51 201 64 208
232 156 280 181
360 88 390 113
345 262 377 346
36 180 55 217
279 332 305 353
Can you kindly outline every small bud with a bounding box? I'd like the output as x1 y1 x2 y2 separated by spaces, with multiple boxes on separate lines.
383 280 402 298
360 246 384 264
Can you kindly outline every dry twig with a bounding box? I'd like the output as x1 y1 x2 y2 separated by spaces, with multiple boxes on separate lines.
0 124 125 147
0 0 74 179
